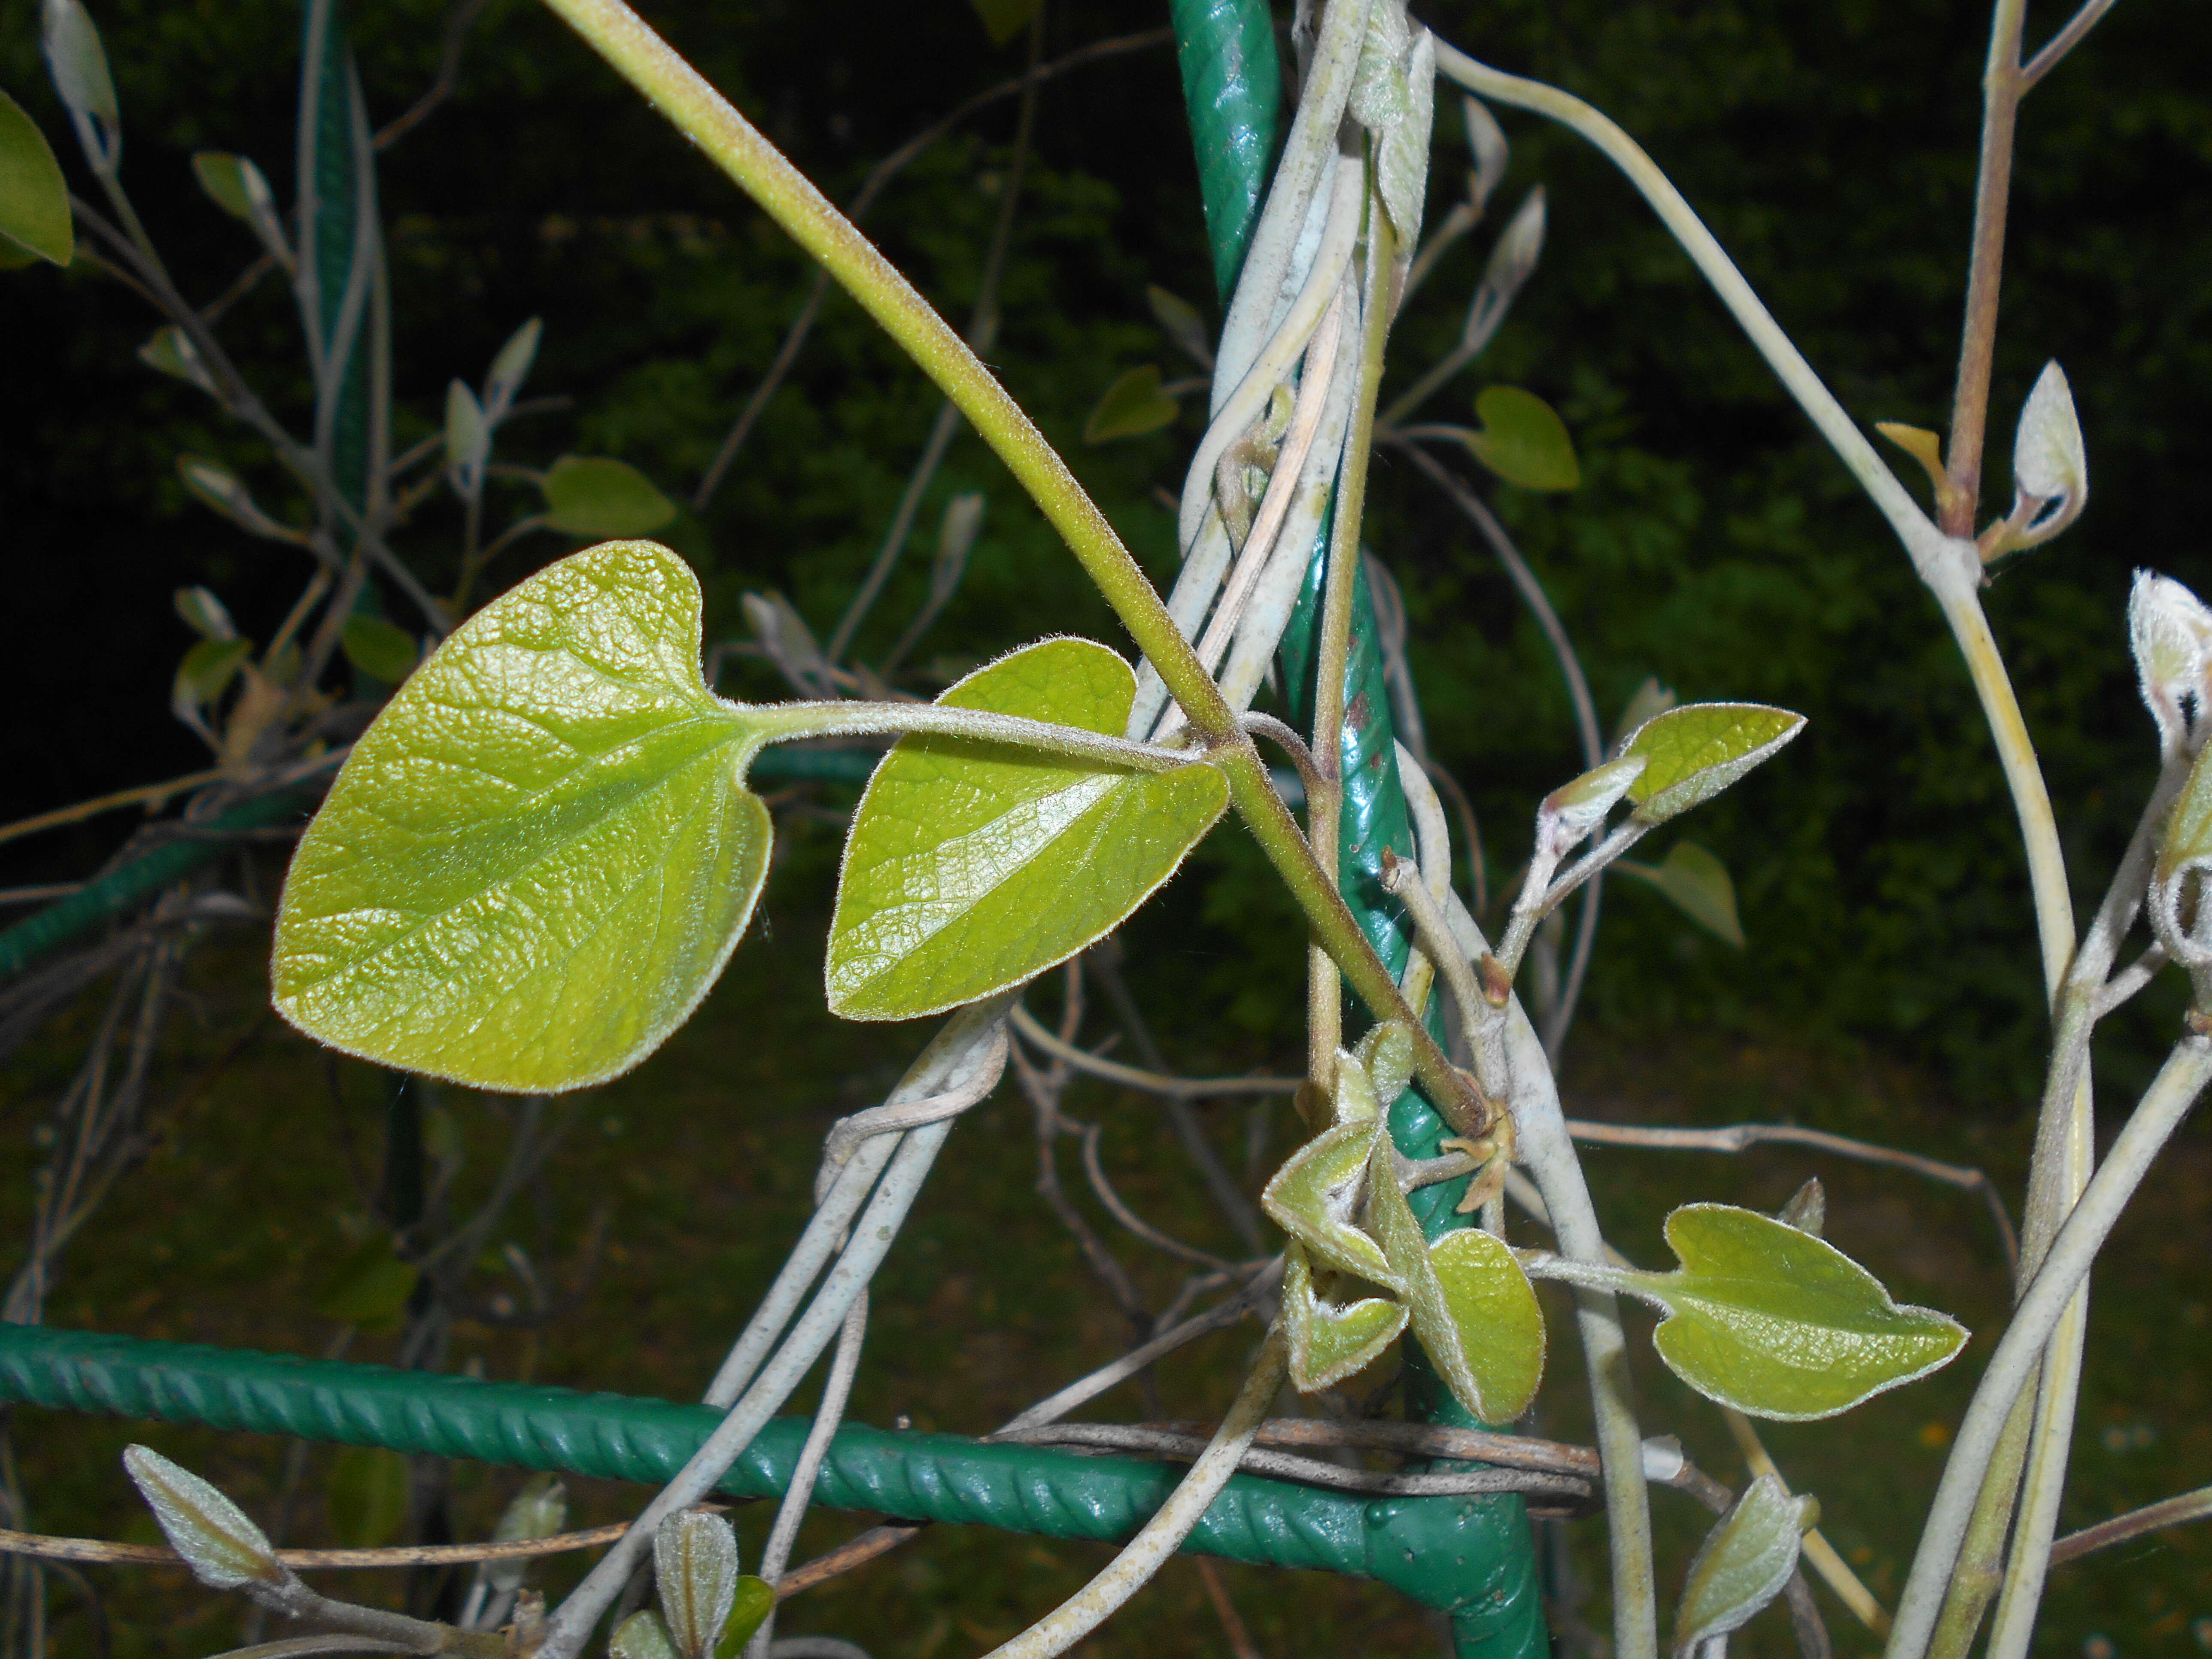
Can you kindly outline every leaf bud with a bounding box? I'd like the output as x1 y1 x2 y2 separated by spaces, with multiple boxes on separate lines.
654 1507 739 1659
1535 753 1646 861
1674 1474 1815 1655
484 1474 566 1595
41 0 118 170
2128 570 2212 757
122 1445 285 1590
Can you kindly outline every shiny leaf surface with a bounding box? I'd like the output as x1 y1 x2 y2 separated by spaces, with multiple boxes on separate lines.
1637 1204 1966 1420
826 638 1227 1019
274 541 771 1092
1622 703 1805 824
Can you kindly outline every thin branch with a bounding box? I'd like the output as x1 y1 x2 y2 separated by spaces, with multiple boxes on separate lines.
373 0 495 150
2050 1485 2212 1567
1010 1005 1300 1097
2021 0 2118 87
0 770 228 851
1076 1119 1242 1273
0 1524 636 1572
775 1524 927 1601
1148 1416 1596 1480
1563 1117 2018 1272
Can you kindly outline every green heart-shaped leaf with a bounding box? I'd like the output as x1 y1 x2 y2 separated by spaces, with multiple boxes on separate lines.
1674 1474 1814 1654
714 1578 776 1659
1639 1204 1966 1420
1283 1243 1407 1392
273 541 771 1092
1083 365 1181 444
1464 386 1579 491
1262 1119 1399 1288
1367 1136 1546 1424
1616 841 1744 947
541 456 679 537
0 88 72 267
1622 703 1805 824
825 638 1228 1019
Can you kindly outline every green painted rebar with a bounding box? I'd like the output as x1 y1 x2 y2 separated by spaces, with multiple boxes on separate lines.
0 1325 1537 1634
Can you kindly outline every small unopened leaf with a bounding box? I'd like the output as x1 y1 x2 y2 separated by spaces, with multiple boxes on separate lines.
1348 0 1413 129
342 614 420 685
1776 1178 1825 1237
969 0 1040 46
1634 1204 1966 1420
2014 360 2086 507
0 88 72 266
123 1446 280 1589
655 1509 738 1659
1622 703 1805 823
142 326 217 396
1352 1021 1415 1109
191 151 259 222
1464 386 1577 491
1463 94 1508 212
274 541 772 1092
714 1578 776 1659
42 0 118 125
1283 1242 1407 1392
484 1475 567 1593
328 1445 410 1549
314 1234 417 1328
1367 1137 1544 1423
2130 570 2212 755
1263 1118 1398 1288
1674 1474 1814 1653
445 379 487 498
826 638 1228 1019
173 585 235 641
1616 842 1745 948
743 591 834 698
1462 192 1545 355
541 456 678 538
1146 285 1212 369
177 453 287 539
612 1611 681 1659
484 316 543 421
1538 754 1646 857
1084 365 1181 444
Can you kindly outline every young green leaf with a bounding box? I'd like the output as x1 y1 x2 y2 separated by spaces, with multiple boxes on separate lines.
41 0 119 169
122 1446 282 1589
1283 1242 1408 1392
1614 842 1745 948
141 327 217 397
328 1445 410 1548
713 1577 776 1659
611 1611 681 1659
541 456 679 537
1366 1136 1545 1424
2013 360 2086 513
1674 1474 1814 1654
1620 703 1805 823
173 637 251 709
1374 31 1436 247
1611 676 1677 756
273 541 772 1092
1463 386 1578 491
1083 365 1181 444
1352 1021 1415 1111
341 614 420 685
445 379 488 498
655 1508 738 1659
1634 1204 1966 1420
1463 93 1508 213
1348 0 1412 130
1146 285 1212 370
1262 1118 1400 1289
968 0 1040 46
825 638 1228 1019
0 88 73 266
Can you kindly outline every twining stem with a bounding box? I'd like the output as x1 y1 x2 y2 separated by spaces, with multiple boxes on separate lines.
1887 1036 2212 1659
537 0 1477 1124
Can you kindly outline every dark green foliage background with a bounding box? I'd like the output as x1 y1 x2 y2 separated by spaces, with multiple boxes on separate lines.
3 0 2209 1109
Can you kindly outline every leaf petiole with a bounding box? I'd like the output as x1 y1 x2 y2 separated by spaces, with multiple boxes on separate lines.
741 700 1206 778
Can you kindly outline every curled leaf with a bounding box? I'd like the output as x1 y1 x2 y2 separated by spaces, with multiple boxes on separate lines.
825 638 1228 1019
1632 1204 1966 1420
1537 754 1646 859
2129 570 2212 757
274 541 773 1092
1621 703 1805 824
1348 0 1413 129
1674 1474 1814 1654
714 1577 776 1659
1084 365 1181 444
123 1446 281 1590
1283 1242 1407 1392
1262 1118 1398 1288
1375 31 1436 248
